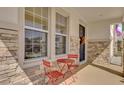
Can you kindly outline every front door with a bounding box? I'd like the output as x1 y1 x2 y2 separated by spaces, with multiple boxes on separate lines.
79 25 85 62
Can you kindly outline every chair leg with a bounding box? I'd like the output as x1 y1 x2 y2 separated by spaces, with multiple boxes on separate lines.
63 75 65 78
43 75 46 85
52 78 57 85
61 73 64 78
64 81 67 85
51 79 54 85
72 75 76 82
68 68 73 74
70 70 73 74
47 79 51 84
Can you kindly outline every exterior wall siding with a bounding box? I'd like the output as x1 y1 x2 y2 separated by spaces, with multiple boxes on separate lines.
0 28 32 84
87 40 110 63
70 36 79 54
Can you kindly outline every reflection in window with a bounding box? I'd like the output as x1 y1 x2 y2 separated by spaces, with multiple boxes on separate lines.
55 13 68 55
25 7 48 30
56 35 66 55
25 29 47 59
25 7 48 60
56 13 67 34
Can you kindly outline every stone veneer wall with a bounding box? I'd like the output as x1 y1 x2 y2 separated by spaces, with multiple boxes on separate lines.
87 40 110 63
70 36 79 54
92 44 110 64
0 28 32 84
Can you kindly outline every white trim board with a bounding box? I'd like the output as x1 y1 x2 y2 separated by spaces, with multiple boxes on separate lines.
0 20 19 31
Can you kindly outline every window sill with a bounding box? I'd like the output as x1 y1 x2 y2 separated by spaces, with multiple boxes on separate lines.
55 54 67 59
23 56 48 68
24 56 48 63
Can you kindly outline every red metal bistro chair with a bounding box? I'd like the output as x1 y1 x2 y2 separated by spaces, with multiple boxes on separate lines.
42 59 64 84
67 54 79 73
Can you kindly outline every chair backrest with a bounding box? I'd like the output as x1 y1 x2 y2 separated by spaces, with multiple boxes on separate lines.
42 59 51 68
68 54 78 59
42 59 52 73
57 58 65 63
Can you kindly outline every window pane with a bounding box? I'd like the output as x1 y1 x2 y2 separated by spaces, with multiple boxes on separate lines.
25 11 33 27
25 29 47 59
56 13 67 34
34 15 48 30
34 15 41 29
32 31 41 58
25 7 48 30
25 7 48 60
40 32 47 57
34 8 41 16
34 7 48 18
41 8 48 18
25 7 33 12
25 29 33 59
56 13 68 55
56 35 66 55
41 19 48 30
41 8 48 30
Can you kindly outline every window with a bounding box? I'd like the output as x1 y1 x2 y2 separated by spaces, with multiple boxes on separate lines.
25 7 48 30
55 13 68 55
25 7 49 60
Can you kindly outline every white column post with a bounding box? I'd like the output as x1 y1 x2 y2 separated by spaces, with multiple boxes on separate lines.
50 8 56 61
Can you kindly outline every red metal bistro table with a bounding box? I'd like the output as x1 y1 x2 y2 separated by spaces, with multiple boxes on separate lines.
57 58 75 74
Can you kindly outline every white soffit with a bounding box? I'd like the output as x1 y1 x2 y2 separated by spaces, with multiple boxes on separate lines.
68 7 124 23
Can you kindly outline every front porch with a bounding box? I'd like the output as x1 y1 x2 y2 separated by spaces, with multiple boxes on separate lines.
0 7 124 85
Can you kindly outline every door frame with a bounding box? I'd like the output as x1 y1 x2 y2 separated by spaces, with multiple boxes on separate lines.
79 24 86 64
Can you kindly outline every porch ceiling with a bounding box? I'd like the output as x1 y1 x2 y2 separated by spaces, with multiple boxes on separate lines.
68 7 124 23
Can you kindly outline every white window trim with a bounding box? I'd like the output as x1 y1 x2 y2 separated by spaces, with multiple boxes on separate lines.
56 32 67 36
25 26 49 33
24 8 51 62
18 7 70 68
25 9 48 21
18 8 51 68
55 8 69 57
24 29 48 62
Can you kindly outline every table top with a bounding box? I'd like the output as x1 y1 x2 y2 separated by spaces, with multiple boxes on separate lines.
57 58 75 64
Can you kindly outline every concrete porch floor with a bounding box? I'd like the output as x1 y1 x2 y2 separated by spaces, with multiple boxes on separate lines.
60 44 124 85
61 65 124 85
23 58 124 85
